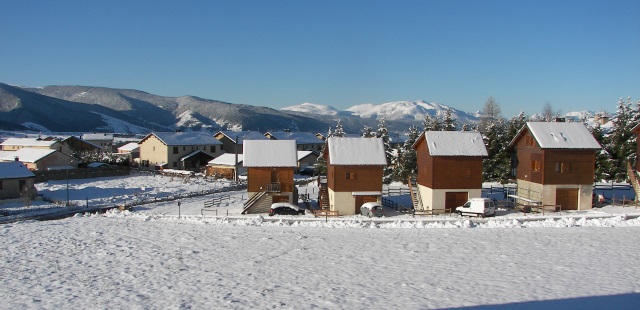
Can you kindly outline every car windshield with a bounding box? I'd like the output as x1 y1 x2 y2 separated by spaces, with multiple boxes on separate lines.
463 202 471 208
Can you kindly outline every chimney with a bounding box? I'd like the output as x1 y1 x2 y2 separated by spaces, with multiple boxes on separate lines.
14 156 19 161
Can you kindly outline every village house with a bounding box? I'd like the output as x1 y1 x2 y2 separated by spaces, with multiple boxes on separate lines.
324 137 387 215
213 131 267 154
0 148 79 171
264 131 324 152
0 161 36 200
0 137 73 155
81 133 114 152
138 132 223 171
55 136 101 156
508 122 601 210
117 142 140 157
297 150 318 171
206 153 245 179
241 140 298 214
412 131 487 212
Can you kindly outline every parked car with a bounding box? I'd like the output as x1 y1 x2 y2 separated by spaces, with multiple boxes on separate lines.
456 198 496 218
360 202 385 218
269 202 306 216
299 166 315 175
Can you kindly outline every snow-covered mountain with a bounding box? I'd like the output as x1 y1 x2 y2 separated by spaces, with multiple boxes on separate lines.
346 100 476 123
281 102 340 116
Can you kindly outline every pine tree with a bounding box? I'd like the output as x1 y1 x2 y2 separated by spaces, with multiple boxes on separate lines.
482 118 510 182
606 97 636 181
361 125 375 138
589 123 610 181
422 113 442 131
315 126 334 175
377 118 393 184
442 108 457 131
334 120 346 137
393 125 420 182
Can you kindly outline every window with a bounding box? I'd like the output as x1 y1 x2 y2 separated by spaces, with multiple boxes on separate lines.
346 172 357 180
555 162 570 173
0 180 3 190
210 146 216 153
183 147 186 151
173 147 178 154
531 160 541 172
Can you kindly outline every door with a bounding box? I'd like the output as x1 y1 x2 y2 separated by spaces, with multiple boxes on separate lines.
354 195 378 214
445 192 468 212
556 188 579 210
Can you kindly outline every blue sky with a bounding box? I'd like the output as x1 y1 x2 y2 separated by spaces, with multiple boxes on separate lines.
1 0 639 117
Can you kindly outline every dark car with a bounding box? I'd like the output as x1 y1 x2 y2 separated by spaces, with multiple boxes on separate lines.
299 166 315 175
269 203 306 216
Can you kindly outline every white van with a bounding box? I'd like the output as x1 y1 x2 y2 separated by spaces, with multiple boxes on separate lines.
455 198 496 218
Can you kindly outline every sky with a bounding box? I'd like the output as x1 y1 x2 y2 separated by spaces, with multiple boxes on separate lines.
1 0 639 117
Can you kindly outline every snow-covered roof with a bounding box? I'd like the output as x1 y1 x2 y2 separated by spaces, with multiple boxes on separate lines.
0 148 57 162
243 140 298 167
208 153 244 166
0 161 35 179
421 131 488 157
215 131 267 144
117 142 139 151
327 137 387 166
82 133 114 141
180 150 215 161
516 122 601 149
297 151 316 161
265 132 323 144
0 138 57 147
146 132 222 146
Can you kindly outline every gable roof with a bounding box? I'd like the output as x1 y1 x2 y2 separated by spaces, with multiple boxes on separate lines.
0 138 57 147
81 133 114 141
632 123 640 133
0 161 35 179
509 122 601 150
215 131 267 144
0 148 57 162
297 151 317 161
265 132 323 144
208 153 244 166
144 132 222 146
417 131 488 157
243 140 298 167
117 142 140 151
327 137 387 166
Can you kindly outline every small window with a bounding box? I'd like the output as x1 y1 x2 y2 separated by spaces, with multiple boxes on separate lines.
0 180 3 190
525 135 535 147
183 147 186 151
346 172 357 180
210 146 216 153
556 162 570 173
173 147 178 154
531 160 541 172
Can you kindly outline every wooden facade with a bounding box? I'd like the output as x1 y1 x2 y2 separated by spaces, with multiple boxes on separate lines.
509 122 600 210
413 131 487 211
247 167 295 193
326 164 383 193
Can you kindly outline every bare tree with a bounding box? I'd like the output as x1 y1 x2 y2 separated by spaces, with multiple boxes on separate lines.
479 96 502 133
542 102 554 122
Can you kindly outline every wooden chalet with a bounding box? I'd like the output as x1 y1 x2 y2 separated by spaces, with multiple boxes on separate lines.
508 122 601 210
324 137 387 215
413 131 487 212
241 140 298 214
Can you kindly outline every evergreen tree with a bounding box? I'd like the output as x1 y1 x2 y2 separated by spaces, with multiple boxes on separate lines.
315 126 333 175
362 125 375 138
377 118 393 184
393 125 420 182
442 108 457 131
461 123 470 131
334 119 346 137
606 97 636 181
422 113 442 131
482 118 510 182
589 123 610 181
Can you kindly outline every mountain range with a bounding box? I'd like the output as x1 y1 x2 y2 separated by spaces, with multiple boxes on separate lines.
1 82 477 134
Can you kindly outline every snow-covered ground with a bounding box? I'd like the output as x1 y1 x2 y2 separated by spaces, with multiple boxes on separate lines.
2 175 640 309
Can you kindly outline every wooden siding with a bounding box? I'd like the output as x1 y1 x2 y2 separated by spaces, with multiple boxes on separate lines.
326 164 383 192
415 137 483 189
247 167 294 193
514 131 596 185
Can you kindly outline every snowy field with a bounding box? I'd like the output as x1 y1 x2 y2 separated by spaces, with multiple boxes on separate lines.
2 175 640 309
